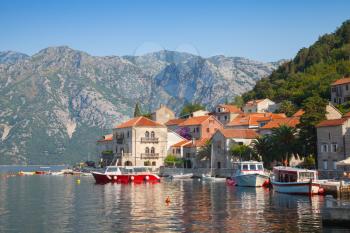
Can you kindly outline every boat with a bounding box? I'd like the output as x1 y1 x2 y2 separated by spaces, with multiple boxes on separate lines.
170 173 193 179
18 171 35 176
271 166 321 195
92 166 160 184
231 161 269 187
201 174 226 182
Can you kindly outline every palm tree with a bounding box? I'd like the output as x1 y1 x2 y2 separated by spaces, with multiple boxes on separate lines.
230 144 256 161
271 125 298 166
252 136 274 167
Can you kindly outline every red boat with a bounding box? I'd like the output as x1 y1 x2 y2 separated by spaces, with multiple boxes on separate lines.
92 166 160 184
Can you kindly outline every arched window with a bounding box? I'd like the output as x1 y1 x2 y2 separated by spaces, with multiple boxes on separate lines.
145 131 149 138
145 147 149 154
151 131 155 138
124 161 132 166
152 161 156 166
151 147 155 154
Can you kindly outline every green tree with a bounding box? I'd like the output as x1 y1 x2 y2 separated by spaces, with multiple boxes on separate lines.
180 103 205 117
252 136 274 167
271 125 298 166
297 96 327 160
231 95 244 108
230 144 257 161
276 100 297 117
198 140 212 161
164 154 183 167
133 103 142 117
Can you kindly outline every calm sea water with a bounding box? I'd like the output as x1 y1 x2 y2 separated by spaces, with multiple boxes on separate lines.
0 175 348 233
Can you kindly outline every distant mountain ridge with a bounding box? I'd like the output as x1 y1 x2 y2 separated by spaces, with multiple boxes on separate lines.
0 46 282 164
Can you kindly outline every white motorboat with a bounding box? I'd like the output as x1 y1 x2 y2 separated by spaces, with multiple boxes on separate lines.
232 161 269 187
271 166 321 195
201 174 226 182
170 173 193 179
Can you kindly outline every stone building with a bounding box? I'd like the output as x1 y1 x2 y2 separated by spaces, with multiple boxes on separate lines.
316 117 350 179
242 98 279 113
113 116 167 168
96 134 114 167
331 77 350 105
211 104 242 125
150 104 175 124
211 129 259 169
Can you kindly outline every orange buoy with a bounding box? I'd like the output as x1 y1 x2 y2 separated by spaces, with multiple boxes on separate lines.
165 196 171 205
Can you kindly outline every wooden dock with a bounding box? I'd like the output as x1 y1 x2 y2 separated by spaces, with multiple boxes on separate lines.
319 180 350 198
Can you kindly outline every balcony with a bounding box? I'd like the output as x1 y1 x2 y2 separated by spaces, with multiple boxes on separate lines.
141 153 159 159
141 137 159 143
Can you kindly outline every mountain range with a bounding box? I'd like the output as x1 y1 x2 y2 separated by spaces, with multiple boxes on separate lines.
0 46 283 164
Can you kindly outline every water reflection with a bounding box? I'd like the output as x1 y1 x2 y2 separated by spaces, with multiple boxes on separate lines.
0 176 339 232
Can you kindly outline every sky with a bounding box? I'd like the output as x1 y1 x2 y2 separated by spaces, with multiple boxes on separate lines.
0 0 349 62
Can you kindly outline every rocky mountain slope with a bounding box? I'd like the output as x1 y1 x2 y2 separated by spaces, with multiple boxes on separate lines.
0 46 282 164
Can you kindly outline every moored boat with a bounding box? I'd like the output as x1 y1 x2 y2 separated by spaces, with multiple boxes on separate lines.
170 173 193 179
271 166 320 195
232 161 269 187
92 166 160 184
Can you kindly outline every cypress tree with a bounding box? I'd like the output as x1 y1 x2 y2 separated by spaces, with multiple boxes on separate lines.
134 103 142 117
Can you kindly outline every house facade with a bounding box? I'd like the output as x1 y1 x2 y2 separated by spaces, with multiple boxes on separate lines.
316 117 350 179
96 134 114 167
242 98 278 113
178 115 223 139
211 129 259 169
150 104 175 124
113 116 167 168
212 104 242 125
226 113 286 130
331 77 350 105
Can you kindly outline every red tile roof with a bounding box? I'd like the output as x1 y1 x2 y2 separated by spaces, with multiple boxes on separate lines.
218 129 258 139
316 118 348 127
171 140 191 147
217 104 242 113
245 99 266 106
344 112 350 118
115 116 164 128
331 77 350 86
293 109 305 117
227 113 286 127
97 134 113 142
183 138 210 148
261 117 300 129
178 115 211 126
165 118 186 126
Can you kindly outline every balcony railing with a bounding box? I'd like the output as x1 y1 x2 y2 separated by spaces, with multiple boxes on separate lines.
141 153 159 159
141 137 159 143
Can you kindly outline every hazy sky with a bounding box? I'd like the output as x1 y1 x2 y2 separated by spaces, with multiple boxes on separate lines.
0 0 349 61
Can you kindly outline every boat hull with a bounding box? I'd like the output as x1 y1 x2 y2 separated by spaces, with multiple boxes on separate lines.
92 172 160 184
234 173 269 187
170 173 193 179
271 181 320 195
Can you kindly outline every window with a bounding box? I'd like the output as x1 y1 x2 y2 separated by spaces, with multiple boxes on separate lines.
323 160 328 170
176 148 180 154
151 147 155 154
144 161 150 166
151 131 155 138
206 128 210 133
127 131 130 138
173 149 175 154
257 165 263 170
224 115 228 121
196 127 200 132
152 161 156 166
238 142 243 145
242 164 248 170
321 144 328 153
217 108 221 113
331 143 338 152
329 132 331 140
346 84 349 91
333 160 337 170
218 116 221 120
334 98 337 103
145 131 149 138
145 147 149 154
331 87 336 92
249 164 256 170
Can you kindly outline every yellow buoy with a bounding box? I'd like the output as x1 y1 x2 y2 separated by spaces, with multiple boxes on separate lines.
76 179 81 184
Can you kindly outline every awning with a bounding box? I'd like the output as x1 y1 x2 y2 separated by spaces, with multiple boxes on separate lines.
336 157 350 166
